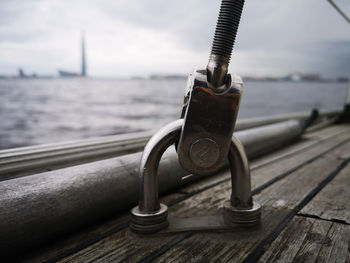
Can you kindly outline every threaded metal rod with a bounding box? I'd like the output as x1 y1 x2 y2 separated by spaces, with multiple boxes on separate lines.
207 0 245 88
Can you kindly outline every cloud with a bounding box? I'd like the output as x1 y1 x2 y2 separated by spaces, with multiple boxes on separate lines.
0 0 349 77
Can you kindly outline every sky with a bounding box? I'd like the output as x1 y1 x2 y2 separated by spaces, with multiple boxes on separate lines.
0 0 349 78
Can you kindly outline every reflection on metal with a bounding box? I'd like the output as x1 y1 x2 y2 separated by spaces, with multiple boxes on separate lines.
130 120 184 233
228 136 252 208
226 136 261 227
138 119 183 212
177 70 243 175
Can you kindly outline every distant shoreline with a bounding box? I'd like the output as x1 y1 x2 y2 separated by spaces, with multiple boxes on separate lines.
0 76 347 84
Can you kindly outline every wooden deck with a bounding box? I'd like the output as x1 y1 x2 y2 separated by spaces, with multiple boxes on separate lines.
18 124 350 263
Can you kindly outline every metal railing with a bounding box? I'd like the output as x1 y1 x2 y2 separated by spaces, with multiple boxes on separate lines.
0 109 341 178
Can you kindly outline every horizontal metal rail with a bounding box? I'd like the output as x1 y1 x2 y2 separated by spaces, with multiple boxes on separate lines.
0 109 341 178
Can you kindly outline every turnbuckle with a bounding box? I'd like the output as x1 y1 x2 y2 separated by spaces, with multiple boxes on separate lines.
131 0 261 233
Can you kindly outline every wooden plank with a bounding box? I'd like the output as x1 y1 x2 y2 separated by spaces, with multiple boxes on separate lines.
244 130 350 195
303 124 347 138
53 128 350 262
251 126 349 169
258 217 350 263
300 162 350 224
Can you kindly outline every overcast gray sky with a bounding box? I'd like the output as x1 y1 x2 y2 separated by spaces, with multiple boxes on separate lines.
0 0 349 78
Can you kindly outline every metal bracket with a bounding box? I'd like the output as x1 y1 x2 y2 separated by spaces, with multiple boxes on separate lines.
177 69 243 176
130 0 257 234
130 119 261 234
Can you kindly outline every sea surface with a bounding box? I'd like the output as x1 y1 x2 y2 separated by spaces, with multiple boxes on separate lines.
0 78 347 150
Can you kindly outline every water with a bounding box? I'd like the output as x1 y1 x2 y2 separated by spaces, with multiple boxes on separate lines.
0 78 347 150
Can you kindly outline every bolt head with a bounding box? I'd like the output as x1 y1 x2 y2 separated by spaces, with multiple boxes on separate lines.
189 138 220 168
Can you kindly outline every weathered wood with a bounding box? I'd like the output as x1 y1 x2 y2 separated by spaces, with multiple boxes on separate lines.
48 127 350 262
300 162 350 224
261 125 350 165
258 217 350 263
152 141 350 263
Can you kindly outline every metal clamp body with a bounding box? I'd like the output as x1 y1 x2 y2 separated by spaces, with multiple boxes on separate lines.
177 69 243 176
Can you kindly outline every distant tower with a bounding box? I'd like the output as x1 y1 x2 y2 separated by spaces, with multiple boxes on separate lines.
18 68 26 78
81 33 87 77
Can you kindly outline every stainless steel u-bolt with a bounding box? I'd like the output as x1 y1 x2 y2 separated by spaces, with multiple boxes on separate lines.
225 136 261 225
130 120 261 233
130 120 183 233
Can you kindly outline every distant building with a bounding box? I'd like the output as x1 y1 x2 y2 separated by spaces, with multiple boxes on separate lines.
336 77 349 83
282 72 322 82
18 68 26 78
58 70 79 77
17 68 40 78
301 73 321 81
59 33 87 78
81 34 86 77
149 74 187 80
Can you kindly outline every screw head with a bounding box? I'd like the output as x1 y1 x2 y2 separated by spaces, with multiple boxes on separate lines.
189 138 220 168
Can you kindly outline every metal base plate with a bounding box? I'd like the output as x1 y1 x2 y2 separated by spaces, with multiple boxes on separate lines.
160 204 261 234
160 215 260 234
130 202 262 234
